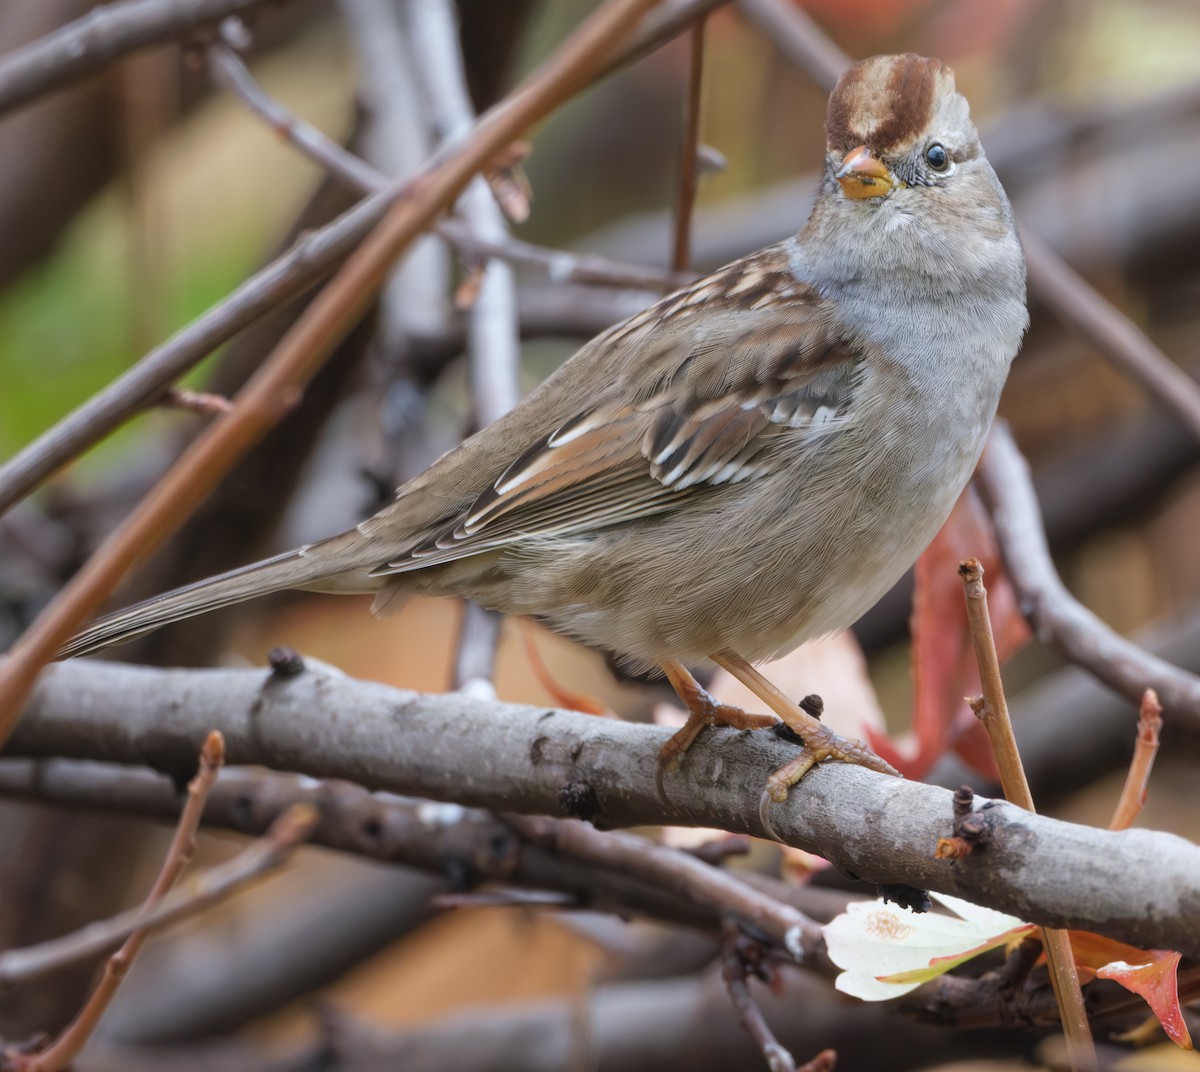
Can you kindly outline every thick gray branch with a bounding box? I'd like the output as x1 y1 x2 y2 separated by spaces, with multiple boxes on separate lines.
11 659 1200 956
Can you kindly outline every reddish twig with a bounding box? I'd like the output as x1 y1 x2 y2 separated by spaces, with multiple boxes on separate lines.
0 179 395 517
959 559 1096 1072
594 0 730 81
1109 688 1163 832
0 2 700 522
210 30 687 293
13 732 226 1072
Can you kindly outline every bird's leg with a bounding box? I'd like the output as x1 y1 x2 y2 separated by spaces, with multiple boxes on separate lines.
657 659 779 772
710 650 900 838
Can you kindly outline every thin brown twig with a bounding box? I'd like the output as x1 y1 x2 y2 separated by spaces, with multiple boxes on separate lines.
959 558 1096 1072
671 17 706 272
595 0 731 82
1109 688 1163 832
18 732 226 1072
0 0 664 746
1020 226 1200 442
505 814 821 959
0 801 315 987
211 31 688 295
720 927 798 1072
977 422 1200 727
209 35 382 192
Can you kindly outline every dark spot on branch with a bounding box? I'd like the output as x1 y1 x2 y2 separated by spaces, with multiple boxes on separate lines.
878 883 931 913
268 645 306 677
529 735 548 764
952 785 975 818
559 780 599 822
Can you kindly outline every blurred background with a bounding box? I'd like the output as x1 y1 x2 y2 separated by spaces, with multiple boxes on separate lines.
2 0 1200 1068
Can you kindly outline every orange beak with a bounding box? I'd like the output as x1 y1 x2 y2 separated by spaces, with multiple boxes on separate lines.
835 145 896 200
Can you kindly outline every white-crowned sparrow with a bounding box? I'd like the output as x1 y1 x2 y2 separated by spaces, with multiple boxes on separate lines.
63 54 1027 809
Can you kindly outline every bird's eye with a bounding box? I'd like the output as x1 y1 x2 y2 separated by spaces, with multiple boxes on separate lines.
925 143 950 171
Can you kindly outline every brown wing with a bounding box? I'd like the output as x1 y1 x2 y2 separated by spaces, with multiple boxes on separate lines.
372 259 864 576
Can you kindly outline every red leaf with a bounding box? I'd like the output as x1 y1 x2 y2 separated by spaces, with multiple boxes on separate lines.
894 487 1030 779
1068 932 1191 1049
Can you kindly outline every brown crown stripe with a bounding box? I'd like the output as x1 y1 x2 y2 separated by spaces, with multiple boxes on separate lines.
824 53 947 156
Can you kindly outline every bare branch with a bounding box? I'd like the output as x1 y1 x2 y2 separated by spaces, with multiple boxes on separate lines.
595 0 730 82
17 733 226 1072
208 39 383 193
0 1 704 522
506 814 820 957
1020 225 1200 442
977 423 1200 728
0 802 315 987
11 659 1200 956
73 967 1021 1072
0 0 279 119
210 28 685 294
0 758 856 936
720 928 800 1072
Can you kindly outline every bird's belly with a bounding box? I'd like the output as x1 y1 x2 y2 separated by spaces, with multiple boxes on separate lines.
469 427 978 673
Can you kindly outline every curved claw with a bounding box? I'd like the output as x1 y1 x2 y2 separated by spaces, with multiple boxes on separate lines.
654 758 672 804
758 787 782 843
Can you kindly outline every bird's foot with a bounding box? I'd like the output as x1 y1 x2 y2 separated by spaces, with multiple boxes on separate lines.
656 660 777 799
757 706 900 841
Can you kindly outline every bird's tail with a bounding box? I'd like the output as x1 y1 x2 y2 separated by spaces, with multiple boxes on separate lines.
59 533 370 659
